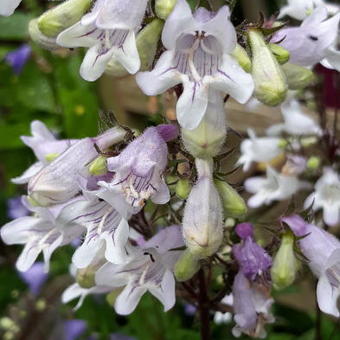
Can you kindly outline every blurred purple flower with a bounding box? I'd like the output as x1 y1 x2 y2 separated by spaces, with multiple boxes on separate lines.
184 304 197 316
63 319 87 340
7 196 29 219
18 262 48 295
5 44 31 74
110 334 136 340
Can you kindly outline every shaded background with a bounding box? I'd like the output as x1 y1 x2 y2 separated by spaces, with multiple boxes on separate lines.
0 0 339 339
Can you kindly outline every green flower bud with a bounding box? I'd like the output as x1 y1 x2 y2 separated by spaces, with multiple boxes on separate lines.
175 178 191 200
248 29 288 106
76 267 96 289
281 63 316 90
29 19 58 50
38 0 91 38
268 43 290 65
271 231 299 290
231 44 252 73
300 136 318 147
106 19 164 77
174 249 201 282
88 156 107 176
214 179 247 218
155 0 177 20
306 156 321 170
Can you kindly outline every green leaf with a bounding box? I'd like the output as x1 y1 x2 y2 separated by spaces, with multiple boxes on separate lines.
0 13 33 40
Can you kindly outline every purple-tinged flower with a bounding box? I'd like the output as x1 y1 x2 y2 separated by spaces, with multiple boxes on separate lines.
0 0 22 16
97 125 177 217
232 271 274 338
28 126 126 206
57 0 148 81
233 223 272 282
182 158 223 259
7 196 29 219
5 45 31 74
273 6 340 68
96 225 184 315
63 319 87 340
283 215 340 317
304 167 340 226
184 304 197 316
1 198 85 272
18 262 48 296
278 0 325 21
136 0 254 130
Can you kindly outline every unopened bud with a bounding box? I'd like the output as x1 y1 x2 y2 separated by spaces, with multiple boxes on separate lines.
38 0 91 38
155 0 177 20
306 156 320 170
268 43 290 64
271 231 299 290
182 93 226 158
214 179 247 219
88 156 107 176
106 19 164 77
231 44 252 73
248 29 288 106
29 19 58 50
183 159 224 259
174 249 201 281
175 178 191 200
281 63 316 90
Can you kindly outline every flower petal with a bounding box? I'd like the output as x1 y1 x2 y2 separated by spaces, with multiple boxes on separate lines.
316 274 340 317
114 283 147 315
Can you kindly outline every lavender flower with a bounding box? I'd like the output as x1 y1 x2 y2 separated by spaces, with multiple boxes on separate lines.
63 319 87 340
18 262 48 295
136 0 254 130
4 45 31 74
7 196 29 219
283 215 340 317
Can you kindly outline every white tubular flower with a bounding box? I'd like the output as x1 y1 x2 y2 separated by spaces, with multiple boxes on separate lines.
237 129 283 172
70 193 132 268
97 125 177 217
182 158 223 258
136 0 254 130
267 99 321 136
57 0 148 81
0 197 85 272
12 121 77 184
245 167 310 208
273 6 340 68
95 226 184 315
278 0 325 20
27 127 126 207
304 167 340 226
0 0 22 16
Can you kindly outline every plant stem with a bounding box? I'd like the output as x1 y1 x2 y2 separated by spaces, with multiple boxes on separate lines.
198 269 211 340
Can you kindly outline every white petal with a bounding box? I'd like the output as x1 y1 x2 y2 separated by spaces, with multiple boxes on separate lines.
136 51 181 95
42 234 63 272
316 275 340 317
151 179 170 205
244 177 266 194
80 44 115 81
12 162 45 184
323 205 339 226
176 79 209 130
16 242 42 272
72 235 103 269
0 0 21 16
248 194 266 208
210 54 254 104
114 283 147 315
95 262 130 287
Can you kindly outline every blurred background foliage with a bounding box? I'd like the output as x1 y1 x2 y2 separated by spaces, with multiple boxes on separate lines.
0 0 339 339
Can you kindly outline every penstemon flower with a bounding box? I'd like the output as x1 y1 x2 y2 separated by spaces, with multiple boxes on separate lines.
136 0 254 130
304 167 340 226
95 225 184 315
57 0 148 81
97 125 177 217
283 215 340 317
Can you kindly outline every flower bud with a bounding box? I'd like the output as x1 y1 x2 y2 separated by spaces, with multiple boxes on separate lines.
175 178 191 200
183 159 224 259
231 44 252 73
306 156 321 170
214 179 247 219
174 249 201 282
268 43 290 64
106 19 164 77
181 93 226 158
88 156 107 176
281 63 316 90
38 0 91 38
271 231 299 290
28 19 59 50
248 29 288 106
155 0 177 20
